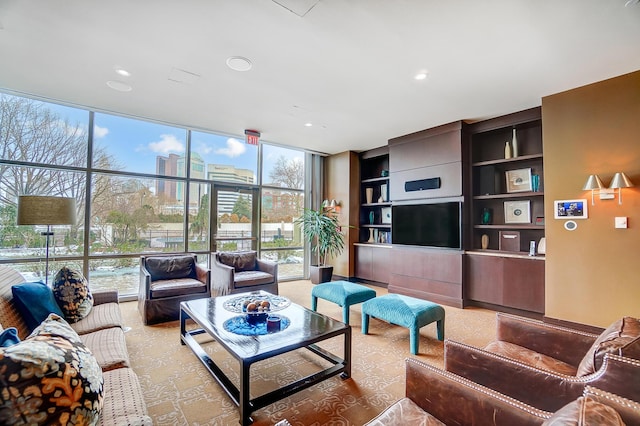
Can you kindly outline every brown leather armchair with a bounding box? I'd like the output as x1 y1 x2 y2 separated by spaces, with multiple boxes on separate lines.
366 358 640 425
444 313 640 412
211 251 278 296
138 253 210 325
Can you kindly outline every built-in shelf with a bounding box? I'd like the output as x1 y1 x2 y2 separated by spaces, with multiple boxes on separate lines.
361 177 389 184
474 192 543 200
362 202 392 207
466 249 545 260
465 107 545 315
474 224 544 230
359 150 391 244
472 153 543 167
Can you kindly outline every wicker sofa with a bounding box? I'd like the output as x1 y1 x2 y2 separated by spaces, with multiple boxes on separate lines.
0 265 151 425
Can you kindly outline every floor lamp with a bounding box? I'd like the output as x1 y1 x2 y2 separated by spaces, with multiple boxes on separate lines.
17 196 76 285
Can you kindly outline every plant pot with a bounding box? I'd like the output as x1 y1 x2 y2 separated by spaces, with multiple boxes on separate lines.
310 265 333 284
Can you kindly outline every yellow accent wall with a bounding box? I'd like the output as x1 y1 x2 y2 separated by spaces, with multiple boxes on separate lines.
542 70 640 327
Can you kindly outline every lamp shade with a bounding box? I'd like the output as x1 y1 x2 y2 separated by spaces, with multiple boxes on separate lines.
582 174 604 190
17 196 76 225
609 172 634 189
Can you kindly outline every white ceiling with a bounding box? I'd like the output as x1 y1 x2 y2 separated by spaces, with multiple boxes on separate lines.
1 0 639 155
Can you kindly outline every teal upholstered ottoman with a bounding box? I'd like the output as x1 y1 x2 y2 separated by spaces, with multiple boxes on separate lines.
311 281 377 324
361 294 445 355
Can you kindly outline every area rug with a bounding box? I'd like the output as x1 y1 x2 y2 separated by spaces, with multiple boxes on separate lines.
121 281 496 425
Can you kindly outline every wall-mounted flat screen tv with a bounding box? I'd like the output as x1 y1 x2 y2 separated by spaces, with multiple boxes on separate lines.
392 202 461 249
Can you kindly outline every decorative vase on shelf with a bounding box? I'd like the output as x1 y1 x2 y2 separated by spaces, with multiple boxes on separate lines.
380 183 387 202
481 234 489 250
532 174 540 192
512 128 518 157
365 187 373 204
504 141 512 159
481 208 492 225
369 211 375 225
368 228 375 243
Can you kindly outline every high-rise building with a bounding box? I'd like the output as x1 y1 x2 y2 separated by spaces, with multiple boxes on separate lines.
155 154 179 201
177 153 206 207
207 164 254 214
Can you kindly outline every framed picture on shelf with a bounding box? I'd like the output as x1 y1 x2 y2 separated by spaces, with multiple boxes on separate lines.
504 200 531 224
554 199 588 219
505 168 533 193
381 207 392 224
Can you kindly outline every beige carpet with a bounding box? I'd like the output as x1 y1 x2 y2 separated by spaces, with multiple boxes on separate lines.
120 281 497 425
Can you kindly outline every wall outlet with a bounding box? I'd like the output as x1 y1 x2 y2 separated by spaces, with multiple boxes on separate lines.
615 217 628 229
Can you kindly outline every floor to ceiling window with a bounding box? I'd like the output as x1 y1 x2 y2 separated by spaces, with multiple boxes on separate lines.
260 145 305 278
0 92 315 298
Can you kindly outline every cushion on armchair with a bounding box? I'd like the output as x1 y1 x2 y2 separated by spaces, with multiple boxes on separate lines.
484 340 578 376
145 255 197 281
219 251 257 272
542 395 625 426
365 397 445 426
576 317 640 377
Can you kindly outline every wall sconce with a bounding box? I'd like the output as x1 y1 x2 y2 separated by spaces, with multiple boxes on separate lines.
582 174 604 205
582 172 634 205
609 172 634 205
322 199 342 213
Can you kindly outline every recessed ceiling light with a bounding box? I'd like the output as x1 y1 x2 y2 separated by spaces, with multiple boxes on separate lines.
414 71 429 81
106 80 133 92
304 122 313 127
114 67 131 77
226 56 253 72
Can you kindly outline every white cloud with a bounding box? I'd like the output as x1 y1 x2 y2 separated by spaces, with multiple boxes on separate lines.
195 141 213 155
214 138 246 158
148 134 185 153
93 125 109 138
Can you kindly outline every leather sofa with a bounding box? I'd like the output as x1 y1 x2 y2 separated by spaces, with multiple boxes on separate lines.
212 251 278 296
0 265 151 425
444 313 640 412
365 357 640 425
138 253 211 325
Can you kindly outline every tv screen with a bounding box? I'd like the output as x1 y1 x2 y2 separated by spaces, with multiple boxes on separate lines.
392 202 461 248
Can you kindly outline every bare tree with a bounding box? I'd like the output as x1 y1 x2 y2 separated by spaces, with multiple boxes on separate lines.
0 94 115 215
266 156 304 223
0 94 120 249
268 155 304 190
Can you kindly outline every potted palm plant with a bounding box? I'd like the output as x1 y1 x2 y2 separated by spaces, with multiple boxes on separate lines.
295 203 347 284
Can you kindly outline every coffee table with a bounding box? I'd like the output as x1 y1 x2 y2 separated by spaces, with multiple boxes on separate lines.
180 291 351 425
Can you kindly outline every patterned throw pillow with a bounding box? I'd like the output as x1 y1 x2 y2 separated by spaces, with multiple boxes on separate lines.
0 314 104 425
53 267 94 323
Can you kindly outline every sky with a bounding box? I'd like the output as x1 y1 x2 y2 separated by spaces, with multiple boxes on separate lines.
40 97 304 184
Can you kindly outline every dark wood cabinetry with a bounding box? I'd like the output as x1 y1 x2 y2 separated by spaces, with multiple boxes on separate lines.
464 107 545 315
467 107 545 253
354 244 391 284
359 147 391 245
389 121 464 201
352 108 545 315
388 246 463 308
465 253 544 314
